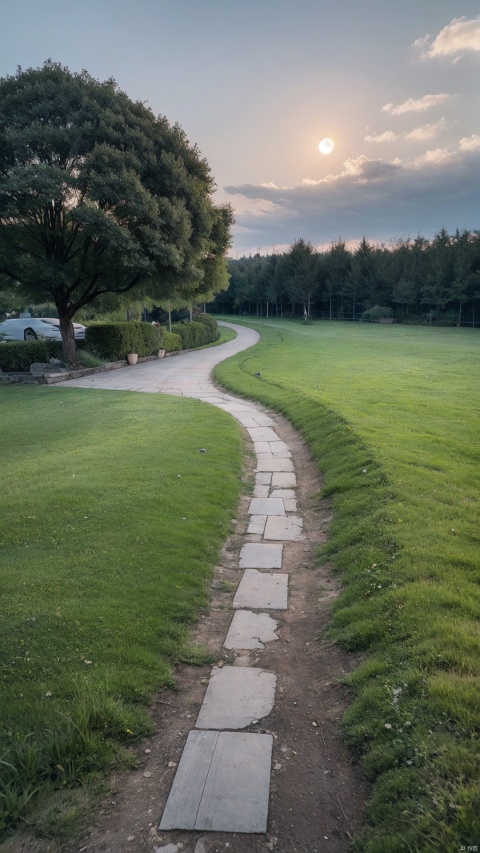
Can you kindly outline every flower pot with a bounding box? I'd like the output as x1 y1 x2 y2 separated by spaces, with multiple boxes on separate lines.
157 349 166 359
127 353 138 365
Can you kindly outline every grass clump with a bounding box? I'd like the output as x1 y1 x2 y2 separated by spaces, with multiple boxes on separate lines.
0 385 242 838
214 317 480 852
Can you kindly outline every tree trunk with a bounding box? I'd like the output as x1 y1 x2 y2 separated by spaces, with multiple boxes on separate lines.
58 312 77 365
168 301 172 332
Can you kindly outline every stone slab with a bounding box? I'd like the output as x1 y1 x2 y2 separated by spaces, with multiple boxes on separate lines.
256 473 272 485
256 458 294 473
253 485 270 498
270 489 296 499
159 730 272 832
264 516 304 541
224 610 279 649
248 427 279 443
233 570 288 609
283 498 298 512
196 666 277 730
248 497 285 516
247 515 266 535
240 543 284 569
271 472 297 488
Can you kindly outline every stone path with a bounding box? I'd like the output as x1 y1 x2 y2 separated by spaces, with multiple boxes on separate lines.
56 323 305 837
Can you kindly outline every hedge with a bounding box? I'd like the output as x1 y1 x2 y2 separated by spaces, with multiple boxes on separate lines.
195 313 221 342
85 322 161 360
170 315 220 350
160 331 182 352
0 340 49 371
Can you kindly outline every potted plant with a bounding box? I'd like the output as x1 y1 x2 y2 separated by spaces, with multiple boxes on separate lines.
127 352 138 365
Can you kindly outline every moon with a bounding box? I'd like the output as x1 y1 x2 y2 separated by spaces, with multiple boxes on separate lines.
318 137 335 155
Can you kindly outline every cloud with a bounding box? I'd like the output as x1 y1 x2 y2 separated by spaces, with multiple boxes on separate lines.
365 119 447 144
365 130 399 143
459 134 480 151
417 16 480 59
404 118 447 141
382 94 452 114
226 141 480 254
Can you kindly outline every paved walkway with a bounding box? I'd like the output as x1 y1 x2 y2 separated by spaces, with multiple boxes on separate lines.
57 322 304 836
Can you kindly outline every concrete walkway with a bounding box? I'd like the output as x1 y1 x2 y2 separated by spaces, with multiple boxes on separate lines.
57 322 303 836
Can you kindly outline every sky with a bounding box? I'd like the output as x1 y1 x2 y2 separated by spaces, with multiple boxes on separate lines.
1 0 480 257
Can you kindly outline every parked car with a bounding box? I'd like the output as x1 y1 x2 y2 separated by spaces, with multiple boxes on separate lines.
43 318 86 340
0 318 85 341
0 318 62 341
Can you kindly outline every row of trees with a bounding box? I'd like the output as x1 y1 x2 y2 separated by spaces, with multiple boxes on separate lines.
0 62 233 361
210 231 480 326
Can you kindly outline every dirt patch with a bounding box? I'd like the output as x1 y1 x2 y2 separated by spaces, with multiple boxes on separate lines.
4 407 368 853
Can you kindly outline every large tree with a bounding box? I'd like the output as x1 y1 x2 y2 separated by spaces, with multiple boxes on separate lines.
0 62 231 362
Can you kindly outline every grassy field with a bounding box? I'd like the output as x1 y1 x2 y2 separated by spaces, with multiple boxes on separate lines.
215 318 480 853
0 385 242 839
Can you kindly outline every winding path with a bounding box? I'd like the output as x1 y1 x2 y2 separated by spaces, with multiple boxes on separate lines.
58 323 309 839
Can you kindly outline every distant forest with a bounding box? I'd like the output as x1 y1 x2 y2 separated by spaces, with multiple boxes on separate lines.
209 229 480 326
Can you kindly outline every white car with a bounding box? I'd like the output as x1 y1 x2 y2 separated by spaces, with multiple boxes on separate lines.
43 318 86 340
0 318 62 341
0 318 85 341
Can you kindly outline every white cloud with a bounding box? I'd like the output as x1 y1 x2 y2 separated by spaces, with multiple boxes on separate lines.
365 119 447 145
418 16 480 59
365 130 399 143
459 134 480 151
405 118 447 141
381 94 452 115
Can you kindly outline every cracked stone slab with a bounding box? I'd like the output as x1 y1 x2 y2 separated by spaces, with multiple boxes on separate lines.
195 666 277 730
233 569 288 609
256 458 294 473
253 485 270 497
264 516 304 541
240 543 283 569
224 610 279 649
247 515 266 535
271 472 297 488
269 489 298 509
159 730 272 832
248 497 285 516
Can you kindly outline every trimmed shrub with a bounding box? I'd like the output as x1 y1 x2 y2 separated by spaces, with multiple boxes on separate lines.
195 313 221 342
0 340 49 371
171 321 209 349
160 331 182 352
85 322 161 360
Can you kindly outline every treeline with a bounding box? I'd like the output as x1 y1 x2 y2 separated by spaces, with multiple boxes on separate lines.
209 230 480 326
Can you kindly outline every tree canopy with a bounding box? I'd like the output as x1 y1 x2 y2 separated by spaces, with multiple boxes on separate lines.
0 61 232 361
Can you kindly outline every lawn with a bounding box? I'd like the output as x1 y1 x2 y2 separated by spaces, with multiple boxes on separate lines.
215 318 480 853
0 385 242 838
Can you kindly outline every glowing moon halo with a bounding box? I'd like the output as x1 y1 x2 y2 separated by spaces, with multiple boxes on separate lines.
318 137 335 155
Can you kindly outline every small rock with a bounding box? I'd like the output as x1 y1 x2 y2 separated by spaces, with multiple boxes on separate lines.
273 762 282 770
144 748 151 754
194 840 208 853
167 761 177 768
312 721 318 727
127 836 135 842
143 770 152 778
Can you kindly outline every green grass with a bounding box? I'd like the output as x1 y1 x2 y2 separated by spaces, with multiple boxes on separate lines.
0 386 242 838
214 318 480 852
